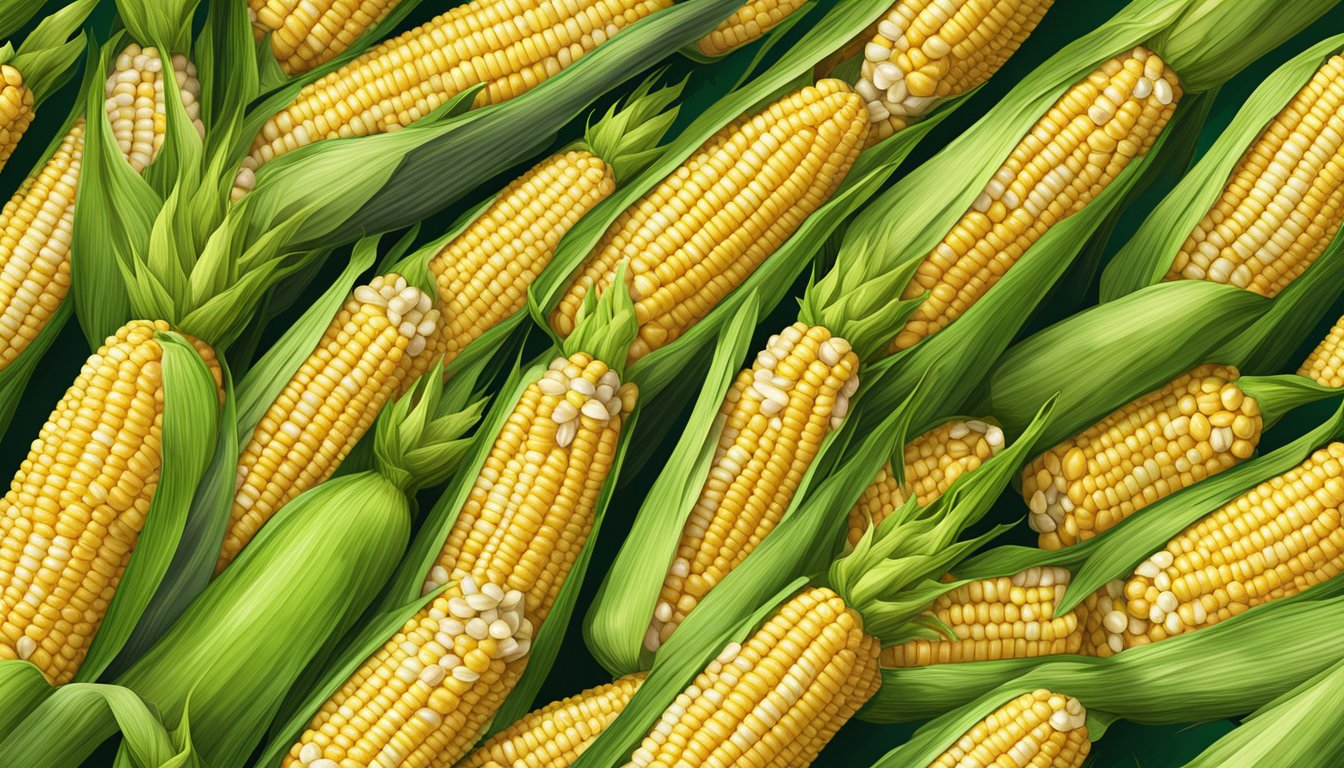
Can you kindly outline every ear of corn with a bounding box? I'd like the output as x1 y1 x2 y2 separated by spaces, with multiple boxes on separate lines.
847 418 1004 547
284 349 638 768
0 62 34 171
1163 54 1344 297
549 80 869 363
889 46 1180 352
461 673 646 768
693 0 810 57
644 323 860 652
0 0 96 173
927 690 1090 768
1021 364 1263 549
624 588 880 768
0 321 222 685
249 0 401 75
215 274 439 572
235 0 674 193
1300 313 1344 388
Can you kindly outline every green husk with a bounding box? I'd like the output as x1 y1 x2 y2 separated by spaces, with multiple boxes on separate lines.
1 0 95 106
0 0 45 40
116 0 200 53
1101 34 1344 288
528 0 966 400
0 661 53 740
1182 657 1344 767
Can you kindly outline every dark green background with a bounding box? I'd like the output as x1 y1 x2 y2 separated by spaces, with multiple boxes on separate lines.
4 0 1344 765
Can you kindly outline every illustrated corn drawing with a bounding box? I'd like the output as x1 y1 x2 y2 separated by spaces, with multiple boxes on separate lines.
429 151 616 367
249 0 399 75
460 673 646 768
549 80 869 362
1300 314 1344 388
1164 54 1344 296
1104 442 1344 652
235 0 672 193
818 0 1053 146
1021 365 1262 549
644 324 860 652
847 418 1004 547
0 44 202 373
624 588 880 768
928 690 1090 768
0 62 34 171
285 352 637 768
890 46 1180 352
0 321 223 685
215 274 439 572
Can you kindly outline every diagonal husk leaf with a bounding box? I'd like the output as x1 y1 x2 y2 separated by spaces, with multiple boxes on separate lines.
115 0 200 53
74 332 220 683
577 72 684 183
0 661 53 740
5 0 96 104
0 0 46 40
0 298 71 435
561 264 640 378
1239 373 1342 426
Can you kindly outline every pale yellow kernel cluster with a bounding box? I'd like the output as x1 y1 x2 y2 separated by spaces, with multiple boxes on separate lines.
930 689 1090 768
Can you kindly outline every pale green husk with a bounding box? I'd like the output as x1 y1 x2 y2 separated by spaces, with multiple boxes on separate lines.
1 0 95 105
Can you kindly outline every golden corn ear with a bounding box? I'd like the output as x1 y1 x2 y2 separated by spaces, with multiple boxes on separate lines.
460 673 646 768
216 275 439 573
891 47 1179 352
1165 55 1344 297
0 320 222 685
1299 314 1344 388
880 567 1082 667
0 46 202 376
850 0 1053 145
846 418 1004 547
645 324 859 652
1075 578 1127 658
624 588 880 768
1022 365 1262 550
1114 442 1344 649
429 151 616 367
287 353 637 768
549 81 870 362
0 64 34 172
694 0 808 57
236 0 672 194
249 0 400 75
929 689 1090 768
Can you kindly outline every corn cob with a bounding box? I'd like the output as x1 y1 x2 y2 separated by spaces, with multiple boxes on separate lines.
821 0 1053 146
1113 442 1344 649
0 63 34 172
235 0 672 194
249 0 400 75
216 275 438 573
880 567 1082 667
285 353 637 768
429 151 616 367
1164 55 1344 297
929 689 1090 768
1021 365 1262 550
549 81 869 363
460 673 646 768
0 320 222 685
1075 578 1127 657
694 0 808 57
624 587 880 768
1298 314 1344 388
644 324 859 652
890 47 1180 352
0 45 202 374
846 418 1004 547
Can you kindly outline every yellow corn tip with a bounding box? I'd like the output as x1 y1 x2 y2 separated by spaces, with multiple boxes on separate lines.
429 151 616 367
625 587 880 768
853 0 1053 146
847 418 1005 547
695 0 808 57
930 689 1090 768
250 0 400 75
292 354 637 768
105 45 204 173
1022 364 1262 550
1300 314 1344 388
549 80 870 363
890 46 1179 352
1115 441 1344 649
0 320 221 685
461 672 647 768
236 0 671 194
0 64 35 173
1165 54 1344 297
645 324 859 652
881 567 1082 668
216 275 439 573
